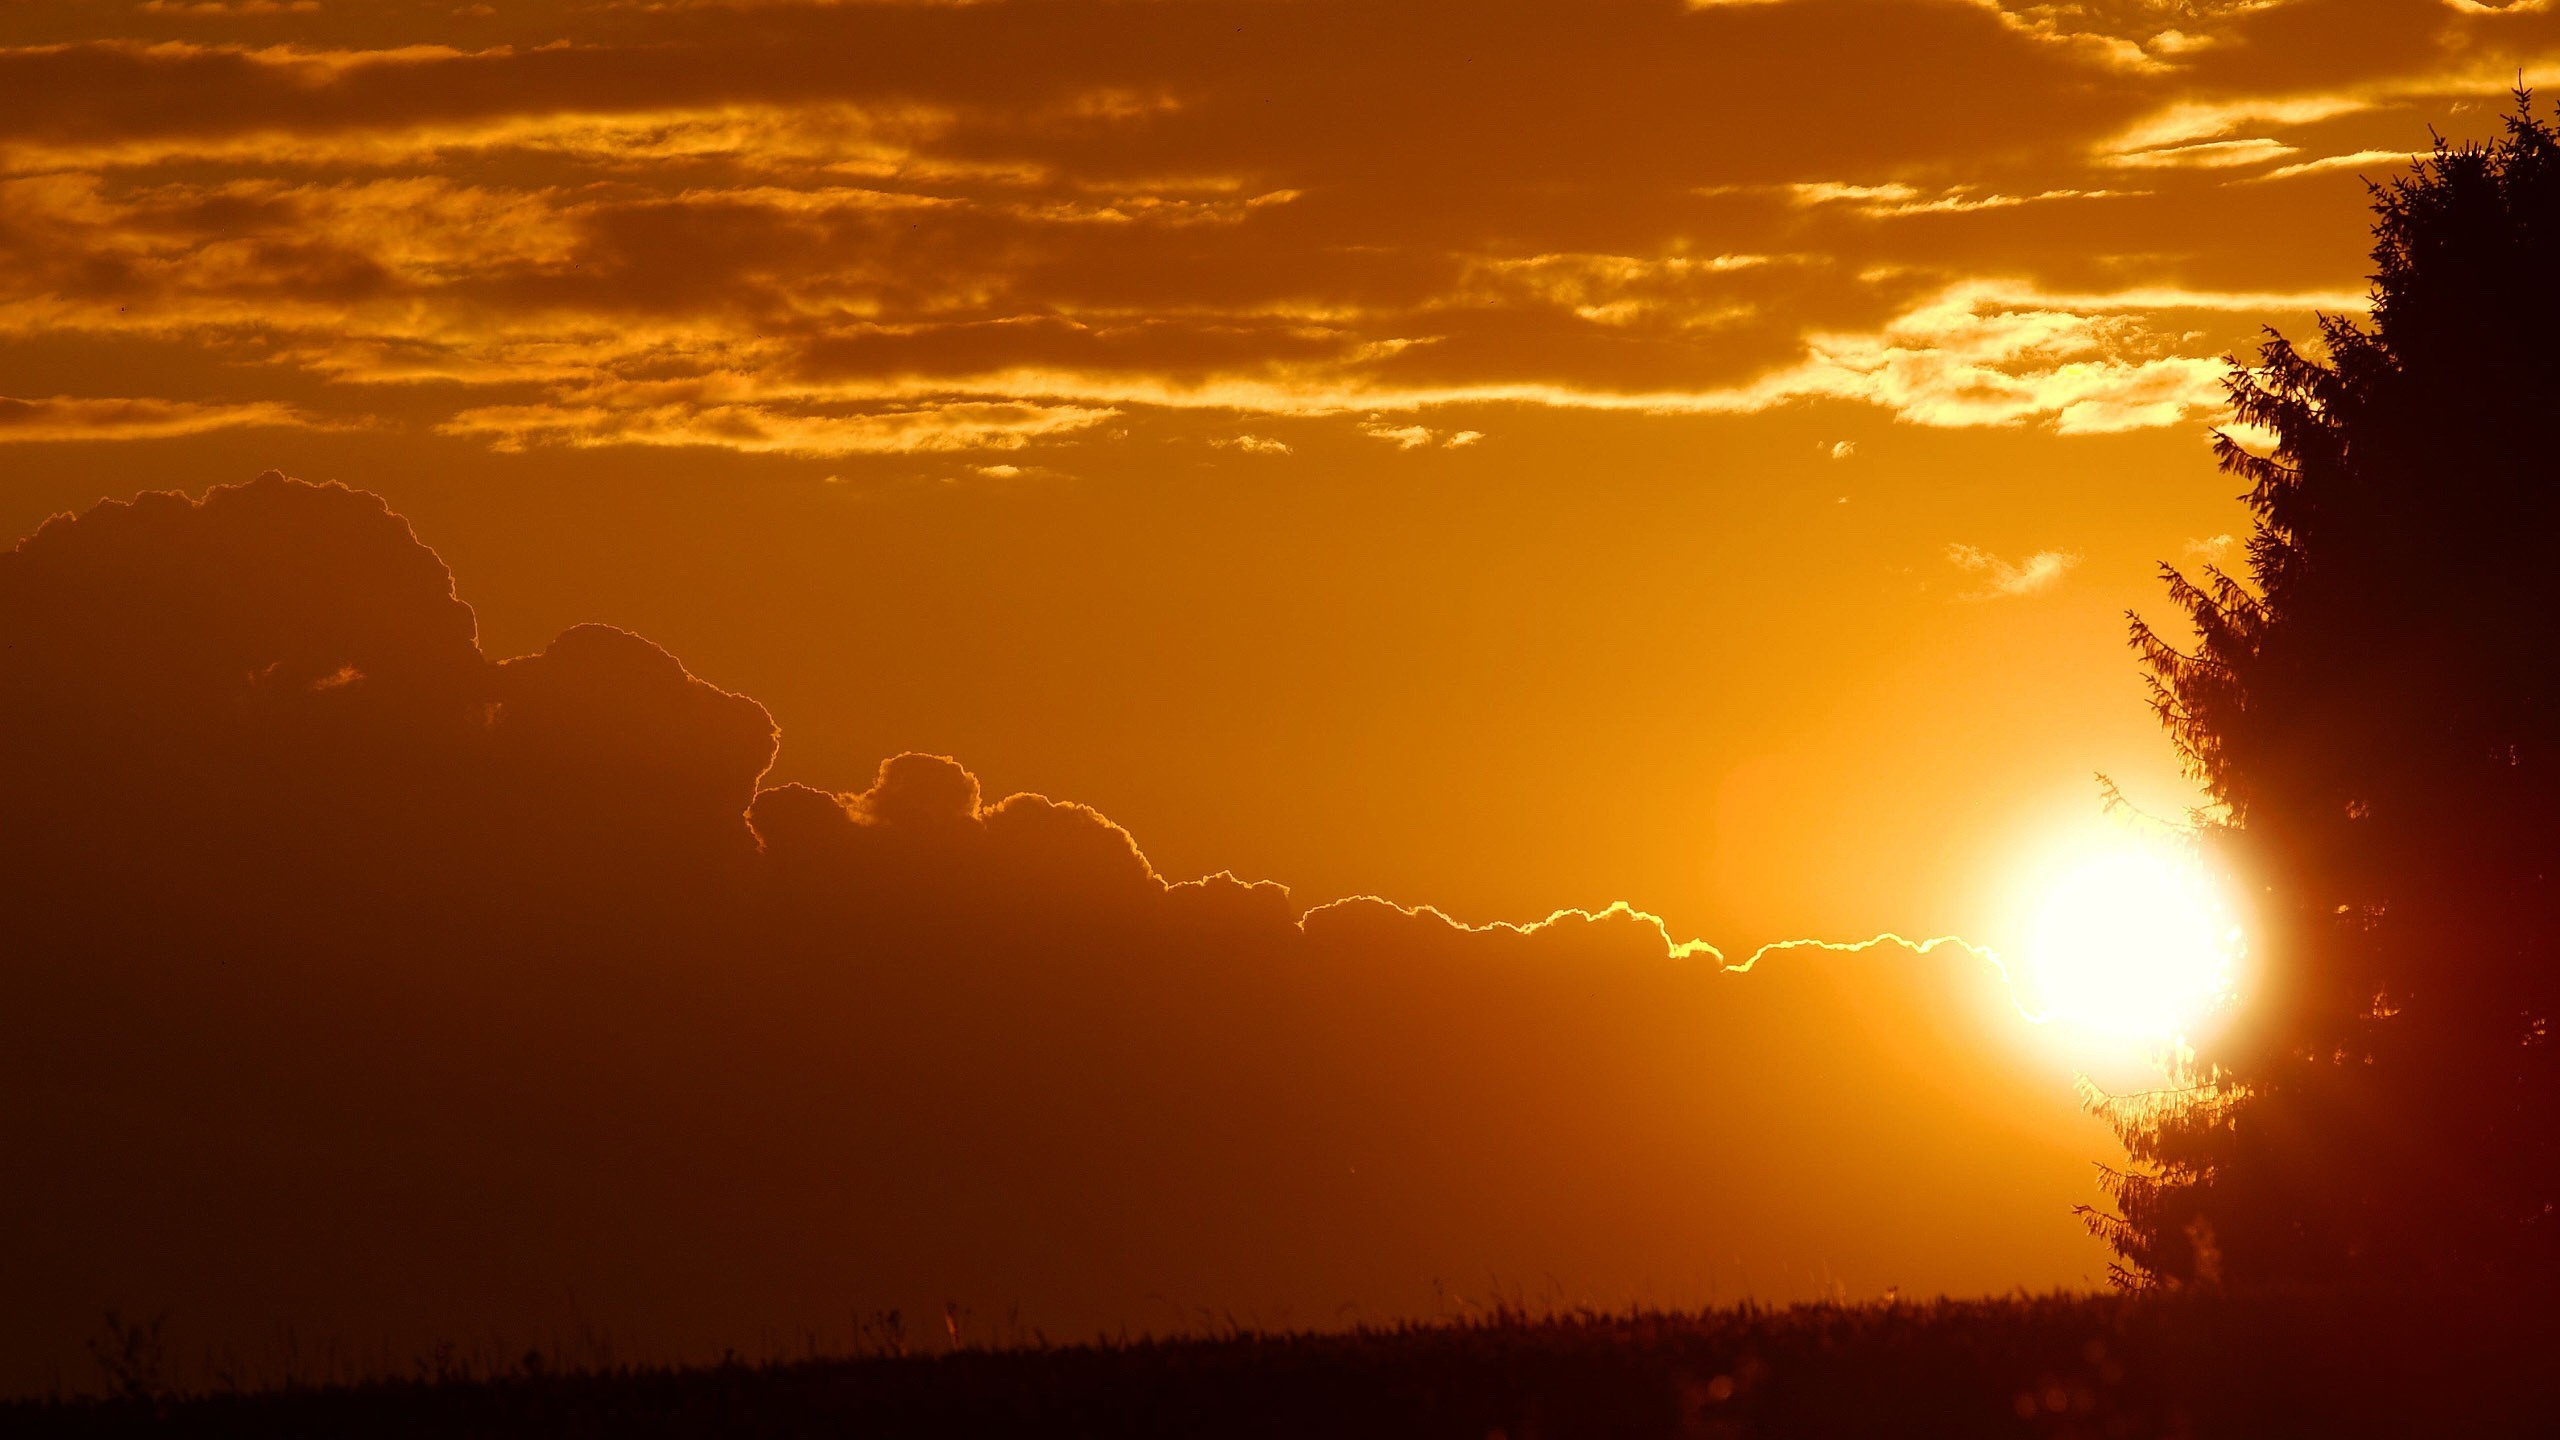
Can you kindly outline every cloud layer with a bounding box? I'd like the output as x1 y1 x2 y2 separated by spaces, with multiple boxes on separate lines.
3 0 2540 462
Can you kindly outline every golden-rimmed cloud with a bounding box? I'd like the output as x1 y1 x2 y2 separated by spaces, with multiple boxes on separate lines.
0 474 2118 1389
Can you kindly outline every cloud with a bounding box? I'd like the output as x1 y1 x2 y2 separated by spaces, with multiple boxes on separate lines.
0 476 2113 1394
1361 423 1435 448
0 131 2328 448
1788 181 2125 216
2254 147 2422 181
1689 0 2229 72
437 399 1117 455
0 394 320 442
1360 421 1481 449
0 0 2410 462
1701 281 2238 433
2096 51 2560 174
1947 542 2081 597
0 0 2512 470
1461 250 1775 322
136 0 322 14
2104 137 2300 169
2103 94 2381 156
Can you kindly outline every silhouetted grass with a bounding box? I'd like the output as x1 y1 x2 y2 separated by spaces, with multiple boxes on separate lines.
12 1287 2556 1437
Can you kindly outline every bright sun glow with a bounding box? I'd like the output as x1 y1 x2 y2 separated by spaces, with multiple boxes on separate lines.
2026 845 2242 1043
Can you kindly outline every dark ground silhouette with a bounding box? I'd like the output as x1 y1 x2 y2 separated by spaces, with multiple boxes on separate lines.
12 1288 2558 1439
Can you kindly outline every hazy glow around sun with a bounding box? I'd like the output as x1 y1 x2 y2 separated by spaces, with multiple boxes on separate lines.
2024 844 2242 1044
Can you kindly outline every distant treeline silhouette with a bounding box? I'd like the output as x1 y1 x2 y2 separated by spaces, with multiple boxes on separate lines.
2100 93 2560 1285
20 1289 2560 1440
0 475 2103 1396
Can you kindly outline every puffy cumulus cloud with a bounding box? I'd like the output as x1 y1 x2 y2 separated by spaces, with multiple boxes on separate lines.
0 476 2117 1394
1947 541 2081 597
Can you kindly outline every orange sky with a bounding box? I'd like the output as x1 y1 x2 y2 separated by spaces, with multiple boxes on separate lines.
6 0 2541 947
2 1 2553 1380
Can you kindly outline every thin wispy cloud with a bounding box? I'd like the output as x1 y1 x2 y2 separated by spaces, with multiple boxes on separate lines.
1947 543 2080 598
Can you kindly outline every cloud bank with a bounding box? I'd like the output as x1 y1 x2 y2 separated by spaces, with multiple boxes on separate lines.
0 474 2115 1395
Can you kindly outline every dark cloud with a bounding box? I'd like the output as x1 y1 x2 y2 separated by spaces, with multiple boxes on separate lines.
0 475 2107 1395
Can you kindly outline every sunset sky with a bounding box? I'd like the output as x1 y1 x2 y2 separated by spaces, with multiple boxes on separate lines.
11 0 2557 1387
7 0 2547 951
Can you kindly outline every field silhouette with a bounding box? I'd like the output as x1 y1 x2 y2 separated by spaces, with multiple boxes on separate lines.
14 1288 2559 1438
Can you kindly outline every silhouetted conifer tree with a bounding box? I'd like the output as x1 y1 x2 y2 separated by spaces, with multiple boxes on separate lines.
2095 92 2560 1286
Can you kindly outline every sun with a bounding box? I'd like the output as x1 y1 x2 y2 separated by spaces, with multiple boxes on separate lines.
2023 844 2242 1044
